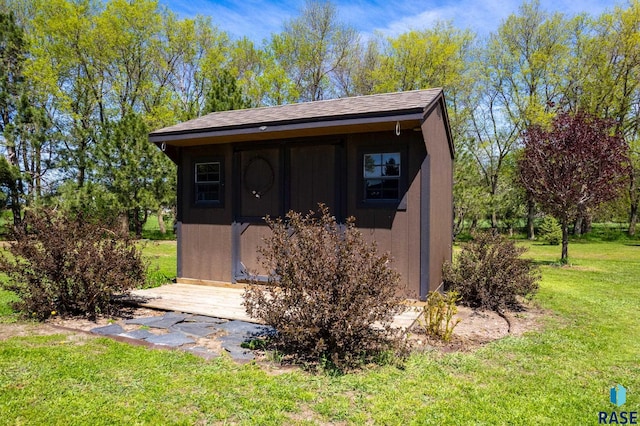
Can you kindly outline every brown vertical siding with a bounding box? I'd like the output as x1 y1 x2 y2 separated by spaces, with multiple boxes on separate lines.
290 144 336 214
421 102 454 295
239 224 271 275
180 223 232 282
345 131 426 298
179 145 233 281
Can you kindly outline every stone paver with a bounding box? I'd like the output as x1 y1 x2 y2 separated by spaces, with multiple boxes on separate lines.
214 320 276 338
184 315 227 324
124 316 164 326
145 331 195 347
91 324 125 336
170 322 218 337
119 329 157 340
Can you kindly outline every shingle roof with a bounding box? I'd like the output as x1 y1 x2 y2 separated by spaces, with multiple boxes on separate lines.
150 89 442 137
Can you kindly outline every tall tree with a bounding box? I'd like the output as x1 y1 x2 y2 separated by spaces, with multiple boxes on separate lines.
271 0 359 101
471 0 574 233
0 11 26 225
0 10 48 225
573 1 640 235
372 23 474 142
96 111 171 237
204 69 252 113
519 112 629 262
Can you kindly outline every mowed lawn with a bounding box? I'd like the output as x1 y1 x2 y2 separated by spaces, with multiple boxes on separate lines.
0 241 638 425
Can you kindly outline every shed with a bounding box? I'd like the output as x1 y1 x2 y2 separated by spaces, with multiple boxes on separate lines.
149 89 454 299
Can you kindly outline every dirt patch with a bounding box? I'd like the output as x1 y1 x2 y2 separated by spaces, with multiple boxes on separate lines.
408 302 547 352
0 322 63 340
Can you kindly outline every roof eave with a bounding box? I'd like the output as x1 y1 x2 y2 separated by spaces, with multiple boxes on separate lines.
149 111 426 145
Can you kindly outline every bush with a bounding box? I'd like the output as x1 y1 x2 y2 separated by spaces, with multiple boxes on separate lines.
417 291 461 342
443 232 539 312
539 216 562 245
0 211 147 320
243 205 406 371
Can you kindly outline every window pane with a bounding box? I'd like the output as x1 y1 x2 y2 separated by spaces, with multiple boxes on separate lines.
364 154 382 178
382 153 400 176
365 179 383 199
362 152 401 201
196 183 220 201
196 163 220 183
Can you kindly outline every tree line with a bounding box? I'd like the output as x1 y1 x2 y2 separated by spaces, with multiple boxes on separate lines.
0 0 638 237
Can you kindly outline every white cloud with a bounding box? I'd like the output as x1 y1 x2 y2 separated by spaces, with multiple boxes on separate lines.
162 0 621 44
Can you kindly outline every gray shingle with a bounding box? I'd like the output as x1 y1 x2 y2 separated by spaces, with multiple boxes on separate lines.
150 89 441 136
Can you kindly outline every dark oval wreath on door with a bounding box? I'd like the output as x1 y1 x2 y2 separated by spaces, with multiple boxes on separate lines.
243 156 275 198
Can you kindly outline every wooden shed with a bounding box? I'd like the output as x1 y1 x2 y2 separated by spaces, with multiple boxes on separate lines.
149 89 454 300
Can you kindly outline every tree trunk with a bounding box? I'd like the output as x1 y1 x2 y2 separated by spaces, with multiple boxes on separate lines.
527 196 536 240
561 220 569 264
118 213 129 236
132 207 145 239
6 145 23 228
35 145 42 198
573 216 583 236
629 202 638 236
157 209 166 234
491 210 498 229
9 190 21 228
582 213 592 234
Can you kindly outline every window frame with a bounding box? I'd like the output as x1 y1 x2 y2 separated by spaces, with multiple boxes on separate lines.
358 147 407 209
193 159 224 207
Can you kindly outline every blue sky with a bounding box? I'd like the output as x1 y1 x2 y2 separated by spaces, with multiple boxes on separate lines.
159 0 621 43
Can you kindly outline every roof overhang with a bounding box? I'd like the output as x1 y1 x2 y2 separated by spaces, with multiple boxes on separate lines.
149 112 425 147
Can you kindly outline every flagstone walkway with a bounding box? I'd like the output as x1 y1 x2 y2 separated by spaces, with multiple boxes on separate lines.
89 310 275 361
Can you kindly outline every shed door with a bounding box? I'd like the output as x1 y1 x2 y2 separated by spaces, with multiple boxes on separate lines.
238 148 280 219
233 144 338 282
289 144 337 214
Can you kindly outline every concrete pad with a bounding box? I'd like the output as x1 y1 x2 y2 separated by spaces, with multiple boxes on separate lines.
91 324 125 336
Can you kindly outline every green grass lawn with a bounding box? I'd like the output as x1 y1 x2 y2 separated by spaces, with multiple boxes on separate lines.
141 240 177 286
0 241 638 425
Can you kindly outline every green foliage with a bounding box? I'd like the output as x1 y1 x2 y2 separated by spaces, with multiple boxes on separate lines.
417 291 461 342
0 210 147 320
538 216 562 245
243 205 406 371
443 232 540 311
54 181 120 224
96 111 176 237
204 68 252 113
